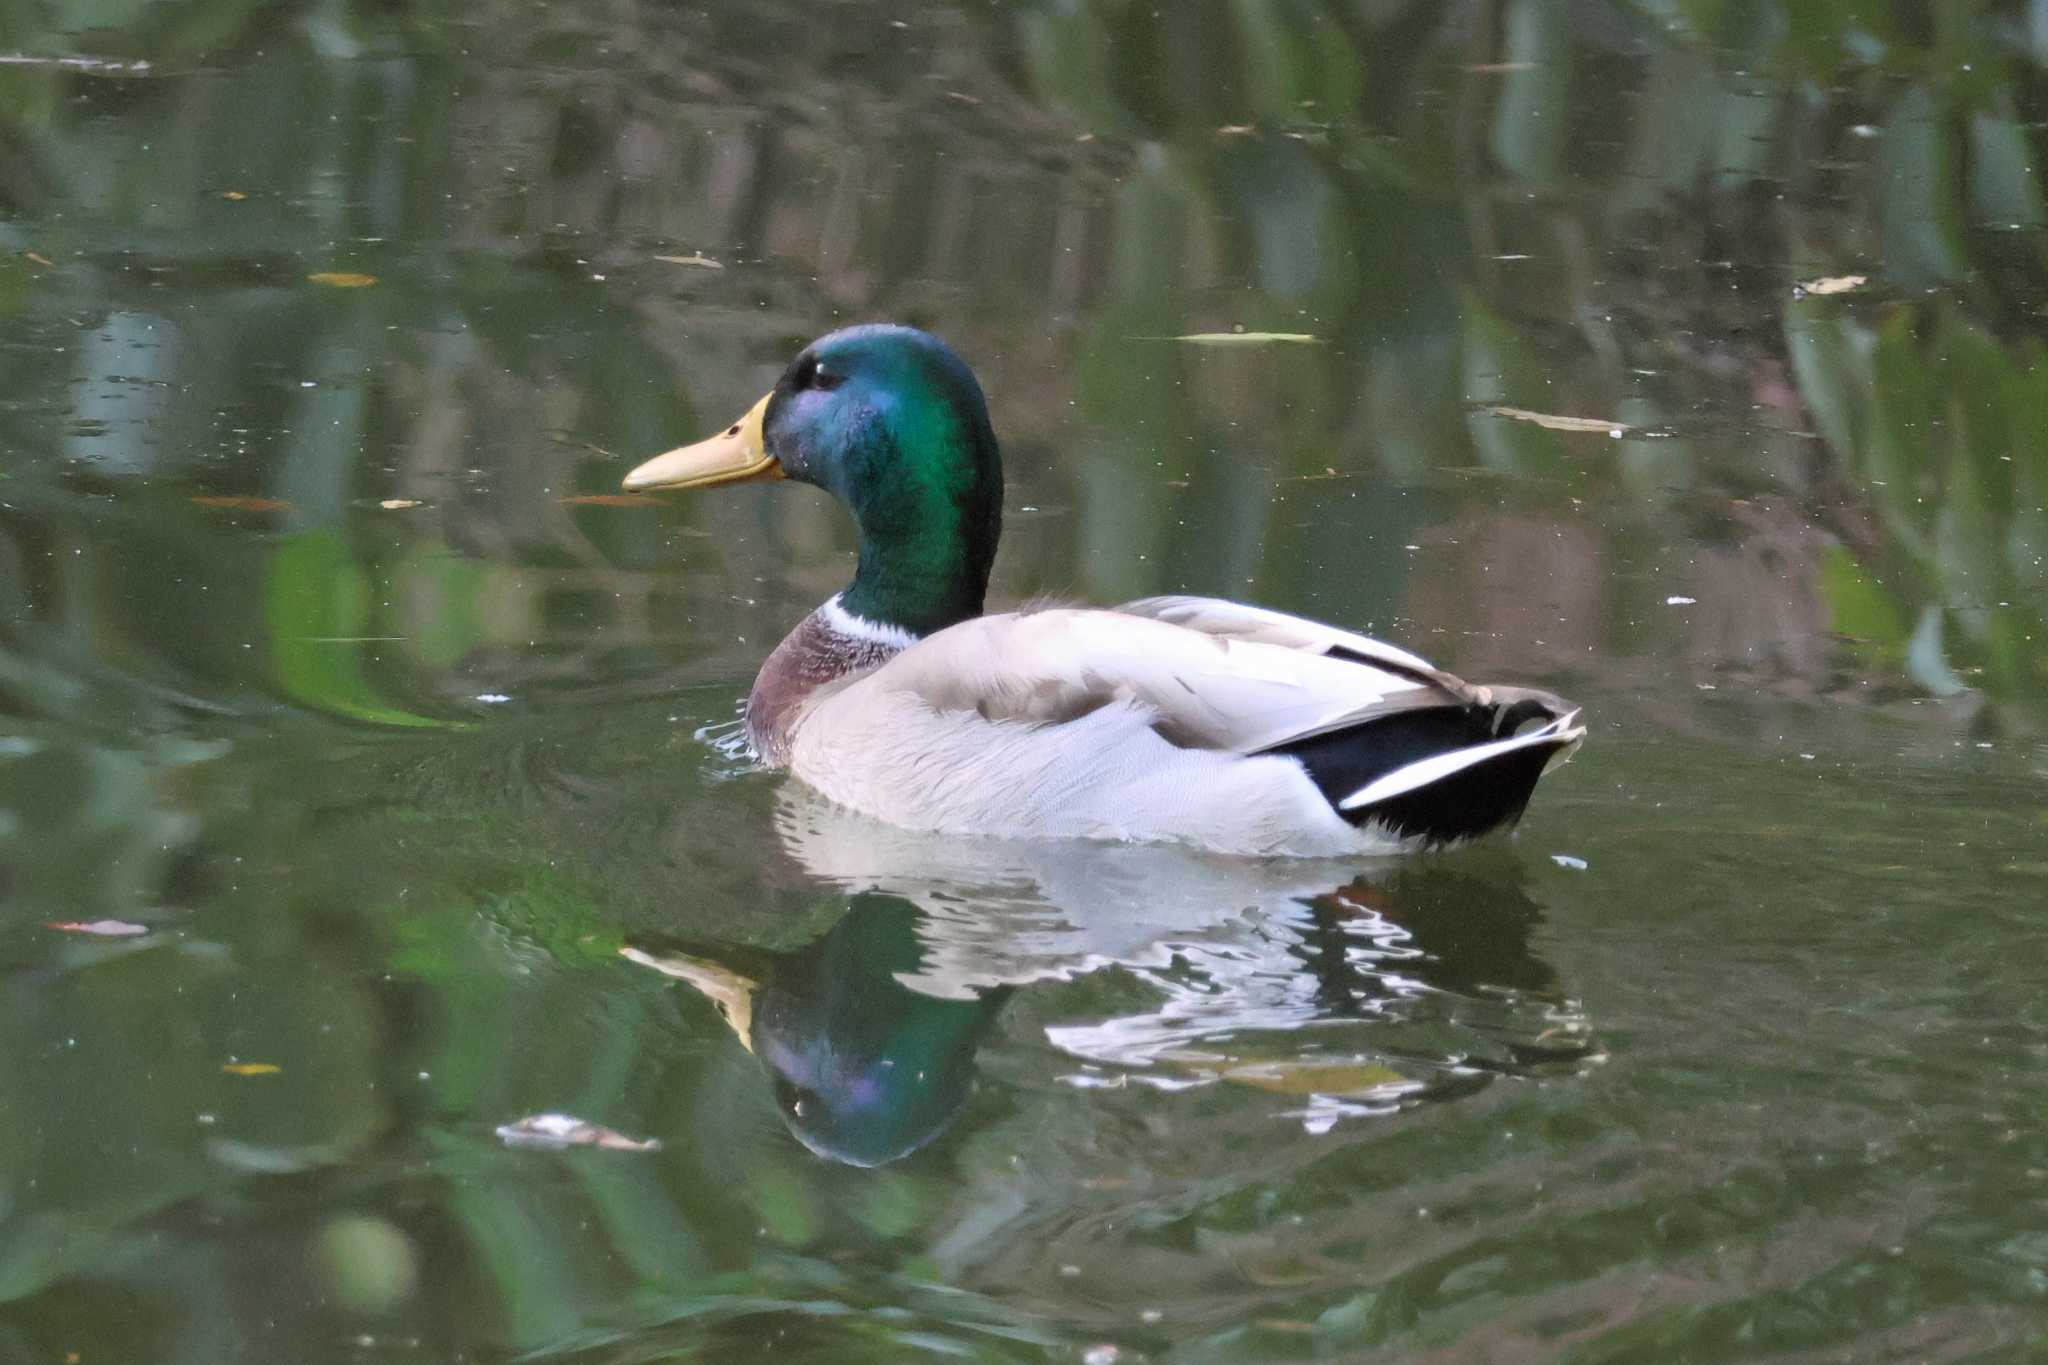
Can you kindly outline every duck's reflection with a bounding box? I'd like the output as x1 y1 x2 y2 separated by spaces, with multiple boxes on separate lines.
626 897 1005 1167
629 790 1592 1166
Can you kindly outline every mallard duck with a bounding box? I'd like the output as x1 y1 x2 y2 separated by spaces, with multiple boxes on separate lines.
625 325 1583 857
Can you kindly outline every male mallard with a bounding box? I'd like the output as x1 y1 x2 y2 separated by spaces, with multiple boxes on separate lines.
625 325 1583 857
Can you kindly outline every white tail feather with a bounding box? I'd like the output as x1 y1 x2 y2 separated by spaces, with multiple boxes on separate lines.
1339 716 1585 812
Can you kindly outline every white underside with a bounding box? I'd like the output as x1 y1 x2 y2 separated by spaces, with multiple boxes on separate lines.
790 691 1416 858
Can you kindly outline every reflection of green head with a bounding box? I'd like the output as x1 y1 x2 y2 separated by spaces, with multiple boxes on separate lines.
749 894 1006 1168
761 325 1004 637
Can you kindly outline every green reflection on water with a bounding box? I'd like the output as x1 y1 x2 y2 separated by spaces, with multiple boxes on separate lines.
4 0 2048 1361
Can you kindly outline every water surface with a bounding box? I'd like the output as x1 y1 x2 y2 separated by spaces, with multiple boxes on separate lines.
4 2 2048 1360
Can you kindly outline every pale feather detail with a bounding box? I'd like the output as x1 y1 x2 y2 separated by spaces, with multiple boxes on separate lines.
838 607 1439 754
1117 595 1477 699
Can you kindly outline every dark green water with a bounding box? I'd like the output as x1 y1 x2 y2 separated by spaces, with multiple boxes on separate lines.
4 2 2048 1360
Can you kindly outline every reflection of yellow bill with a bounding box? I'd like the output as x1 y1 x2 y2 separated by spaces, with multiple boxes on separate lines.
619 946 756 1053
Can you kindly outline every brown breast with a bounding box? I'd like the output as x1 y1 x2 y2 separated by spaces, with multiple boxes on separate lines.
745 608 904 765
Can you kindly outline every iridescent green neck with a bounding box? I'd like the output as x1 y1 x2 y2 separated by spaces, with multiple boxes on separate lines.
837 487 996 636
821 379 1000 636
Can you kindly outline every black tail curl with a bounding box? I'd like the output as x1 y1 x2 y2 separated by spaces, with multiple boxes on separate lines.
1261 691 1578 845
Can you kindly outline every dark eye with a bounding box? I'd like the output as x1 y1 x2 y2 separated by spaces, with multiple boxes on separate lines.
792 354 842 392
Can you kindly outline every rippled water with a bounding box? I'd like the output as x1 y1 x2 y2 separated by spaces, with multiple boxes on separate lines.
4 2 2048 1361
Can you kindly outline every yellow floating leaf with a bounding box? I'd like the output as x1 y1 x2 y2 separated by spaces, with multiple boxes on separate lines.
191 495 294 513
379 498 423 510
652 253 723 269
222 1062 282 1076
1169 331 1321 345
1253 1318 1317 1334
495 1112 661 1152
1485 405 1629 434
1236 1257 1326 1289
222 190 247 201
1796 274 1866 296
308 271 378 288
1222 1059 1410 1096
45 919 148 936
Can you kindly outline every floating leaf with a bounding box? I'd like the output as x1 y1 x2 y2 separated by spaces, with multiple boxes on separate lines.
222 190 247 201
557 493 664 507
1796 274 1867 296
45 919 148 936
0 54 151 74
1221 1060 1410 1096
307 272 378 288
1166 331 1321 345
652 253 723 269
495 1113 661 1152
192 495 294 513
222 1062 282 1076
205 1138 342 1174
1486 405 1630 434
24 251 53 268
378 498 422 510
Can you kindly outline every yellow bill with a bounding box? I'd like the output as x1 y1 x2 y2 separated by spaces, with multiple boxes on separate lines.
621 393 781 492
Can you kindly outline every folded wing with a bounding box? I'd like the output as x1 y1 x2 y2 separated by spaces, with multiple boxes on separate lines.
861 604 1444 756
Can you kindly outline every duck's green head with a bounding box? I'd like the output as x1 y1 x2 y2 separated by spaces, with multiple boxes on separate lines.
625 324 1002 636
